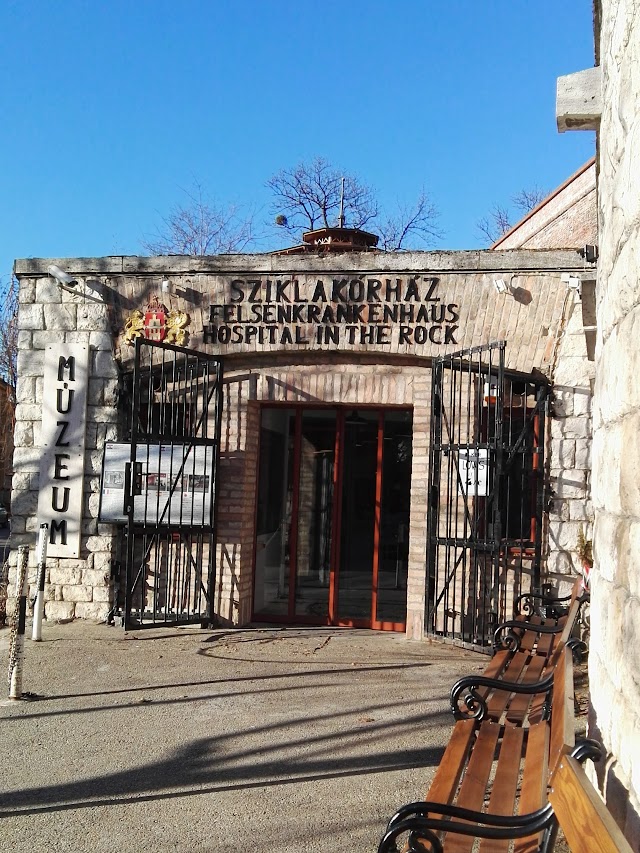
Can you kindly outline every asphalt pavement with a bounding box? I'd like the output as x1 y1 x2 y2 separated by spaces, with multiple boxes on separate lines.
0 621 484 853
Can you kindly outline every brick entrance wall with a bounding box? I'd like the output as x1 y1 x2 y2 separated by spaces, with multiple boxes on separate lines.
214 359 431 638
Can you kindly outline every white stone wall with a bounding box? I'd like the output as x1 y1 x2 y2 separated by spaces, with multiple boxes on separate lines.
547 295 594 593
7 278 118 621
591 0 640 843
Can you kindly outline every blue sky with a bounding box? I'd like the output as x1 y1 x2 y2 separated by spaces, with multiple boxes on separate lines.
1 0 595 281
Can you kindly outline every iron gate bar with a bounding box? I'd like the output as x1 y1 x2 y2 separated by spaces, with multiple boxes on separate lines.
125 528 212 609
428 343 505 640
370 409 385 625
122 337 223 629
426 341 548 650
444 342 502 644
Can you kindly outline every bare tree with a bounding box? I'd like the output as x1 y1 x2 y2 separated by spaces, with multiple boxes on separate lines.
268 157 442 250
512 186 547 213
0 276 18 397
378 188 442 250
0 276 17 510
477 186 548 245
142 183 256 255
477 204 514 245
268 157 378 238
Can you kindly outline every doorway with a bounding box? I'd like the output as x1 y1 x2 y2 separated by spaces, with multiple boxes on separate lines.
253 406 412 630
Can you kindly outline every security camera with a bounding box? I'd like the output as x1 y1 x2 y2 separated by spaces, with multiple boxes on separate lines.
48 264 78 288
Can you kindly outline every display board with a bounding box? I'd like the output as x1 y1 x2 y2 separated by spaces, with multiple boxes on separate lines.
99 442 213 526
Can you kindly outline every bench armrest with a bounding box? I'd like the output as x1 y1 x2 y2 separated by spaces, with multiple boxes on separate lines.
515 588 572 618
379 801 556 853
515 587 589 619
493 618 566 654
571 737 602 763
450 670 555 720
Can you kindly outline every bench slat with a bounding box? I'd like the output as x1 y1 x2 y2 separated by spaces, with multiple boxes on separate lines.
557 599 581 647
478 726 526 853
519 615 542 652
443 722 501 853
549 756 634 853
514 721 550 853
505 653 548 724
485 653 530 720
534 625 556 656
483 648 513 680
425 719 477 806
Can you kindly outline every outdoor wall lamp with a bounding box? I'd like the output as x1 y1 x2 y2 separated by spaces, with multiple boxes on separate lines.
48 264 78 288
494 278 515 295
561 273 582 296
48 265 107 304
161 276 189 298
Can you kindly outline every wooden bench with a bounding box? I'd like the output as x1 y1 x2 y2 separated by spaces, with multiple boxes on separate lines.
444 577 587 729
549 754 634 853
450 592 587 728
378 645 601 853
497 575 588 661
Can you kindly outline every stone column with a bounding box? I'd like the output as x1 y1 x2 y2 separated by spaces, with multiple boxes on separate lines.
8 276 119 621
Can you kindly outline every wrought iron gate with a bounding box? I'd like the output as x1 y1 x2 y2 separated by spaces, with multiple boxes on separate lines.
122 338 223 629
426 341 548 650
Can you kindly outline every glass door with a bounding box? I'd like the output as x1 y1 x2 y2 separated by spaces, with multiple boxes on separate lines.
253 405 412 630
375 410 413 626
253 408 295 617
294 409 336 620
335 410 378 622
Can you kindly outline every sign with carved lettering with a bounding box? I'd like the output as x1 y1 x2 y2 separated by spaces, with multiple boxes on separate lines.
37 344 89 558
201 275 460 349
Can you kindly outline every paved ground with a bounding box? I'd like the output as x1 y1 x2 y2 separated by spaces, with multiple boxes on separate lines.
0 622 483 853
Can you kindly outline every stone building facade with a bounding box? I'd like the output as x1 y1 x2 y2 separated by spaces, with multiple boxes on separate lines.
556 1 640 843
8 248 596 646
491 162 598 594
588 0 640 843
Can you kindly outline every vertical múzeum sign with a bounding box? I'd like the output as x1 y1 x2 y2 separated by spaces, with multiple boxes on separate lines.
37 344 89 558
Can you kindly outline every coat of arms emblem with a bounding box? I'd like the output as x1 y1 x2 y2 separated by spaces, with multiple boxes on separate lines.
123 296 189 346
144 306 166 341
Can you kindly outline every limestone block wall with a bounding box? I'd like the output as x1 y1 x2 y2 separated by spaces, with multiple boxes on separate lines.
546 294 594 593
7 278 119 621
590 0 640 843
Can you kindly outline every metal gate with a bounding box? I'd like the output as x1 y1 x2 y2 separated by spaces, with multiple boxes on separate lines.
122 338 223 629
426 341 548 650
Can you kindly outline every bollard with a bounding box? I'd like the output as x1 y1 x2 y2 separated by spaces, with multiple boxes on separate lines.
32 524 49 641
8 545 29 700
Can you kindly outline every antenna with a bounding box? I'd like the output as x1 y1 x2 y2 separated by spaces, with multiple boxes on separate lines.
338 176 345 228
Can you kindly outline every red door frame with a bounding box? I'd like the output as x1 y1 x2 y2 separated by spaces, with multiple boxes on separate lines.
252 403 409 631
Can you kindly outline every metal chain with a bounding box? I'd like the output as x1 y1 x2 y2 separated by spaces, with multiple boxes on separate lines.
6 555 27 687
0 556 7 628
